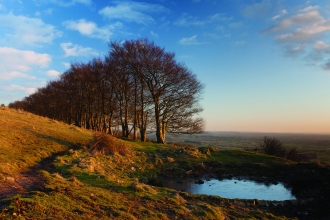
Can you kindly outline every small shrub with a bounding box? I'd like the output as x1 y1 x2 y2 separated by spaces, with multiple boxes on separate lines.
259 137 286 158
89 132 129 156
258 136 305 162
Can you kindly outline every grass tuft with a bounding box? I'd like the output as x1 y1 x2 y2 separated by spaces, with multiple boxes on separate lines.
89 132 130 156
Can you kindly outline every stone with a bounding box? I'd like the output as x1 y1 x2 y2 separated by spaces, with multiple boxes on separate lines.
6 177 15 183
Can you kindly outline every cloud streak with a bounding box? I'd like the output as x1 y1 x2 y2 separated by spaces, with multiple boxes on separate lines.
178 35 206 45
174 13 232 27
34 0 92 7
99 1 167 25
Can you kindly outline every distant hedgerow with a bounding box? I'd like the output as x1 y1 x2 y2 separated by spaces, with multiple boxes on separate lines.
89 132 130 156
257 136 306 162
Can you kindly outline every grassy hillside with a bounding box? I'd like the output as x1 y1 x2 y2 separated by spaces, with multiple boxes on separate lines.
0 106 92 176
1 106 329 219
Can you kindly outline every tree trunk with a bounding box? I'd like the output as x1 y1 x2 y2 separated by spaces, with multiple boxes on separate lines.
154 101 165 144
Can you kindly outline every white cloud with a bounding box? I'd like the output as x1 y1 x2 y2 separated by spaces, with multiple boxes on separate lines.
60 42 98 57
300 6 319 13
178 35 206 45
63 19 121 41
46 70 61 77
263 11 324 34
99 1 167 25
0 47 51 80
0 12 62 46
314 41 330 51
275 21 330 42
62 62 71 69
0 71 36 81
261 7 330 68
272 9 287 20
150 31 158 38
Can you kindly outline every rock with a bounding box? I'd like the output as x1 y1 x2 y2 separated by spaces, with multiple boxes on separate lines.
195 179 204 184
6 177 15 183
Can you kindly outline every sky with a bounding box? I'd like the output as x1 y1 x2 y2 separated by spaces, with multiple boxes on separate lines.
0 0 330 133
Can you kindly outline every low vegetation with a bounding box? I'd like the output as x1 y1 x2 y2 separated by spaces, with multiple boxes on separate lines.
88 132 130 156
256 136 306 162
1 107 329 219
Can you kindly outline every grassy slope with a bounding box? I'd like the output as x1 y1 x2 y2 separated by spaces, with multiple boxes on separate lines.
0 106 92 176
1 106 328 219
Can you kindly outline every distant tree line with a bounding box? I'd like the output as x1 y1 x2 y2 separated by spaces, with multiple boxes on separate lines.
9 39 205 143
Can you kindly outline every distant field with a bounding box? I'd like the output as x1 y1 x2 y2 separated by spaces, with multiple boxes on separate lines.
164 132 330 164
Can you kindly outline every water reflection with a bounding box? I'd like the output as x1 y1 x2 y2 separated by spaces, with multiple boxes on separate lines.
164 179 296 201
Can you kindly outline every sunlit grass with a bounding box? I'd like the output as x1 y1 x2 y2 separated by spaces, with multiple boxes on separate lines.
0 107 92 176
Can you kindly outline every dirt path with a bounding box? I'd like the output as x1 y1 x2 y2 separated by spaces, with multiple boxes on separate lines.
0 170 45 199
0 149 69 200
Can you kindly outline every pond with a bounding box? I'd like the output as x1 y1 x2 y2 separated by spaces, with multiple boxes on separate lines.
163 178 296 201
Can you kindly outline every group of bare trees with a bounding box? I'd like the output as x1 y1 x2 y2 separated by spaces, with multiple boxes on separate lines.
9 39 204 143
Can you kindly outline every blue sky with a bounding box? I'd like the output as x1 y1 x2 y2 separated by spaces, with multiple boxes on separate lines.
1 0 330 133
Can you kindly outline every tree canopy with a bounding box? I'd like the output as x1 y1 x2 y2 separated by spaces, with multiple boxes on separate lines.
9 39 205 143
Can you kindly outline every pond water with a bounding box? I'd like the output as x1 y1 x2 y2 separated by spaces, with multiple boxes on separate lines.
164 178 296 201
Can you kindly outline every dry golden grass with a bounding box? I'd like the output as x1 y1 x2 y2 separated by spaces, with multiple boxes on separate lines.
89 132 130 156
0 107 92 176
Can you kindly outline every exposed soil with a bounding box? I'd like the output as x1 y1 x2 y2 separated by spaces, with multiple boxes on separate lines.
0 149 69 200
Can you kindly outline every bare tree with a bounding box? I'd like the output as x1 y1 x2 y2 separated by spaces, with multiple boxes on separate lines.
108 39 204 143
